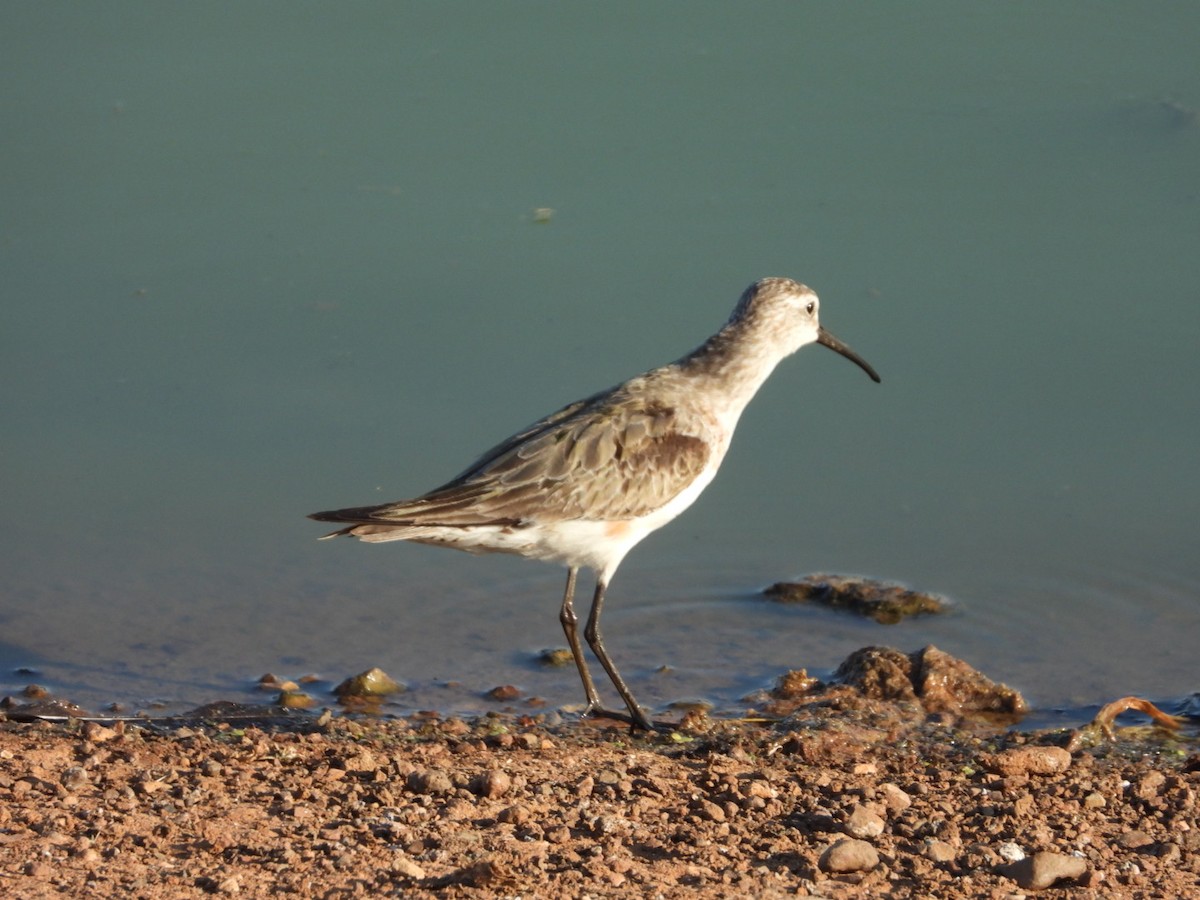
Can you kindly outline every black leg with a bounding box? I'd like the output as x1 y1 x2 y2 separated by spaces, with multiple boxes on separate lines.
584 578 655 731
558 567 603 711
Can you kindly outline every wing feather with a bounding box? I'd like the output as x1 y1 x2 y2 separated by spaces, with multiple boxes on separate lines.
310 393 712 528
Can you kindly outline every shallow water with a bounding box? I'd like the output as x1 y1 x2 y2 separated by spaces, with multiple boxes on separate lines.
3 4 1198 720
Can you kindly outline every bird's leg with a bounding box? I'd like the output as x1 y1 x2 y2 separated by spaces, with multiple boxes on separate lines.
558 567 603 712
584 578 655 731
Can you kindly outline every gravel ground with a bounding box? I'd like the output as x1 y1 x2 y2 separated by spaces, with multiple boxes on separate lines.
1 647 1196 898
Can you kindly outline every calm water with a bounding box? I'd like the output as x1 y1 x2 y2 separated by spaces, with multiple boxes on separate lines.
3 4 1198 721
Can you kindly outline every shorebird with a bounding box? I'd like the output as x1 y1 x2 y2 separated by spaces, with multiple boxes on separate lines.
311 277 880 730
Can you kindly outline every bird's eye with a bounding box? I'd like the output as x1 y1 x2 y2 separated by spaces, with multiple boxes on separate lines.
805 301 816 315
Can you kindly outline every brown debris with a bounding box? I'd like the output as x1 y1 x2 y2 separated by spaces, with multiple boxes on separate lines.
833 645 1028 720
761 646 1027 727
764 574 947 623
1090 695 1185 739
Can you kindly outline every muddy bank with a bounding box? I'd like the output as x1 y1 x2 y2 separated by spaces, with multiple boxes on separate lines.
1 647 1196 898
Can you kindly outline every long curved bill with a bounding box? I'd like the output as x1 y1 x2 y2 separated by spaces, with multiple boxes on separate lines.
817 326 881 383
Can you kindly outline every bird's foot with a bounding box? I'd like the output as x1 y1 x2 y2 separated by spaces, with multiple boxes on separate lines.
580 703 664 734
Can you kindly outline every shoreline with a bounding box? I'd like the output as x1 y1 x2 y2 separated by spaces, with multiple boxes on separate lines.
2 646 1197 898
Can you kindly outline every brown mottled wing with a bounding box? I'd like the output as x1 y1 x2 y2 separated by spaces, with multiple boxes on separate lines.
326 397 711 526
480 399 712 521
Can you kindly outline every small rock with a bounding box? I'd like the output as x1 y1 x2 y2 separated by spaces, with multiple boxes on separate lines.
497 804 528 826
333 667 404 699
442 859 505 888
925 840 957 863
486 684 520 701
987 746 1072 777
1083 791 1106 809
997 841 1026 862
471 769 511 799
1158 842 1182 865
406 769 453 795
879 782 912 812
1133 771 1166 800
696 800 726 822
82 721 118 744
391 856 426 879
844 804 885 839
276 690 316 709
1117 829 1153 849
60 766 89 791
771 669 821 699
591 814 622 835
136 778 168 795
819 838 880 874
1001 851 1087 890
536 648 573 667
912 645 1027 717
515 733 540 751
744 779 777 800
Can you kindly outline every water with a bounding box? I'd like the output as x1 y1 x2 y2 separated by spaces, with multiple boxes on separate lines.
3 4 1198 721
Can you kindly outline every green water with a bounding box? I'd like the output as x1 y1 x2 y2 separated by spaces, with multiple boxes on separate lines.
3 4 1197 719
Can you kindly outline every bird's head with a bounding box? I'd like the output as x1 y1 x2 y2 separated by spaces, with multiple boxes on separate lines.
732 277 881 383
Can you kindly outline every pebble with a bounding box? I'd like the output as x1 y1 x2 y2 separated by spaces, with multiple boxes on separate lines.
879 782 912 812
81 721 118 744
988 746 1072 777
925 840 956 863
1134 771 1166 800
498 804 528 825
333 667 404 698
819 838 879 873
743 779 777 800
471 769 511 799
696 800 726 823
407 769 453 795
1001 851 1087 890
391 856 426 879
1117 829 1153 849
997 841 1026 862
844 804 885 839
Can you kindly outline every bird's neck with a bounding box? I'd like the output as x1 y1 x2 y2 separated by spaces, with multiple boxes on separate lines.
675 322 787 419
